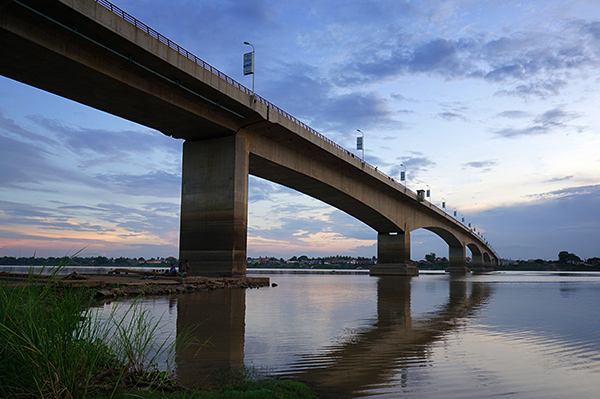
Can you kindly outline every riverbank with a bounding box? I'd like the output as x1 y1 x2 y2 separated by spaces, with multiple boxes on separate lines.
0 271 270 300
0 276 311 399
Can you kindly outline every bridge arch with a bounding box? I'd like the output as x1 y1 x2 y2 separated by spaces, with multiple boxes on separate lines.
467 243 483 266
409 226 465 269
483 252 491 263
249 152 401 233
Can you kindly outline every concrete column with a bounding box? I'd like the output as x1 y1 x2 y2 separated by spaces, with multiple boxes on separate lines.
471 252 483 266
179 135 249 277
471 252 495 274
371 232 418 276
446 245 469 274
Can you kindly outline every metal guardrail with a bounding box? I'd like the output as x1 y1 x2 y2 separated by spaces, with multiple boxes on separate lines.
93 0 496 256
92 0 389 176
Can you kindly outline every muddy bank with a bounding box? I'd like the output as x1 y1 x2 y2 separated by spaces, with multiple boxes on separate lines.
0 271 270 299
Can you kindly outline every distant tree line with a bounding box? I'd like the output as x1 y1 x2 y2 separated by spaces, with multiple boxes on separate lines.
247 255 376 269
0 256 178 267
1 251 599 271
497 251 600 271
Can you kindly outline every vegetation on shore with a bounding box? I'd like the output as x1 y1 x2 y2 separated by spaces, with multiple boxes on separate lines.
0 255 178 268
3 250 599 273
0 270 313 399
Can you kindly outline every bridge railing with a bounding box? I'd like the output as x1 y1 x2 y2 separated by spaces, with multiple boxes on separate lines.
92 0 389 177
93 0 496 256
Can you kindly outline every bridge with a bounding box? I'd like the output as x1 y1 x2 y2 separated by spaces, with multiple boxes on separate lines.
0 0 498 276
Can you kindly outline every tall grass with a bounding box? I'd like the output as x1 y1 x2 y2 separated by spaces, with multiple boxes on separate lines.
0 270 174 398
0 268 315 399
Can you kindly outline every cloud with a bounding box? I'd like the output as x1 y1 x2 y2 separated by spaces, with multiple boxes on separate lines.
389 154 435 178
463 160 496 172
262 63 402 135
530 184 600 201
534 108 578 126
496 110 530 119
96 171 181 198
0 110 182 192
493 106 580 138
0 134 100 189
248 176 289 203
0 111 57 146
470 184 600 259
248 207 376 257
544 175 573 183
495 79 568 98
438 111 467 121
0 200 179 240
334 19 600 97
28 116 180 158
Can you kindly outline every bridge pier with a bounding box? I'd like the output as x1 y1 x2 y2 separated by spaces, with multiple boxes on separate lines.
445 245 470 274
470 252 493 274
179 135 249 277
370 232 419 276
472 252 496 273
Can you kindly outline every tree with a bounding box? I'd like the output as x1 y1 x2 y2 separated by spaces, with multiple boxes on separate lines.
425 253 437 263
558 251 581 264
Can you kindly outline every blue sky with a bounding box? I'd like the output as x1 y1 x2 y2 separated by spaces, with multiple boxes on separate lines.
1 0 599 261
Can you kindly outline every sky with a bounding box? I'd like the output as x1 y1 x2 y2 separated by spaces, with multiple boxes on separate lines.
1 0 599 261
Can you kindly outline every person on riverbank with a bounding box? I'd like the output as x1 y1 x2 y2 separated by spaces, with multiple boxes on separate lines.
178 259 189 276
165 263 177 276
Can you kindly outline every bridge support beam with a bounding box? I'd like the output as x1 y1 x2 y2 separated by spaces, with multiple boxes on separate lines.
371 232 418 276
446 245 470 275
179 135 249 277
470 252 494 274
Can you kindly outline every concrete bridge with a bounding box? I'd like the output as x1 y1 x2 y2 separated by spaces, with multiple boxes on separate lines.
0 0 498 276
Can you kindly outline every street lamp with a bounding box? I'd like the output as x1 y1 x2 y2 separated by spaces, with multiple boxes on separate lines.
399 163 406 185
356 129 365 161
243 41 255 95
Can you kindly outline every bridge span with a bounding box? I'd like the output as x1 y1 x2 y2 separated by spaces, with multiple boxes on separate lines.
0 0 498 276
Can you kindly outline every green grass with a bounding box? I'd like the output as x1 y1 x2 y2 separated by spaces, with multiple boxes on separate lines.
116 379 314 399
0 276 119 398
0 268 314 399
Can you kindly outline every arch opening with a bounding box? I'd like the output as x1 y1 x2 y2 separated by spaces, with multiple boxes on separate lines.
466 243 483 266
410 227 463 268
246 175 378 260
249 153 401 233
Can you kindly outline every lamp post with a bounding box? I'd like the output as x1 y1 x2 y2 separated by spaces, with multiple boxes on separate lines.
356 129 365 161
243 41 255 95
399 163 406 186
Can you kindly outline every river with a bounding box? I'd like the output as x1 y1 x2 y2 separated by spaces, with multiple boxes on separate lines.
96 271 600 398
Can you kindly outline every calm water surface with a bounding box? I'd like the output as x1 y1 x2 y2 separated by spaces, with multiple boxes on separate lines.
98 272 600 398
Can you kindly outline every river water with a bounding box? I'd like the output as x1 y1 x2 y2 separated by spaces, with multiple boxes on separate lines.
97 271 600 398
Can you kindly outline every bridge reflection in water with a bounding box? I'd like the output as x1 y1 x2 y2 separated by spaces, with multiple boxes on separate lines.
176 288 246 386
174 277 492 396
